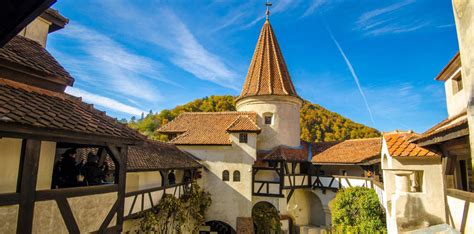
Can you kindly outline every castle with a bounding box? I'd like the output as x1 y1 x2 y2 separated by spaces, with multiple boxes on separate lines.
0 1 472 234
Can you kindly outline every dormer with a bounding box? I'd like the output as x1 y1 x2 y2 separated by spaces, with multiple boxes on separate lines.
436 52 466 117
17 8 68 47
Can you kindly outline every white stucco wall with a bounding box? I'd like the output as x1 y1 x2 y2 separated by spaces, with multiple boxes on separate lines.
446 193 474 233
18 17 51 47
236 95 302 150
36 141 56 190
0 138 22 193
178 133 257 229
444 69 467 117
381 137 446 233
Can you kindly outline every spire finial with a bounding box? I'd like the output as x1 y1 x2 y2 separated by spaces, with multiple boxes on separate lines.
265 1 273 20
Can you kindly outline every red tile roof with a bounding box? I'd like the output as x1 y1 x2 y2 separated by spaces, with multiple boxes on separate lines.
76 141 200 172
311 138 382 164
258 141 312 162
237 20 300 101
158 112 259 145
127 140 201 171
411 112 468 145
0 78 144 143
0 36 74 85
384 133 440 158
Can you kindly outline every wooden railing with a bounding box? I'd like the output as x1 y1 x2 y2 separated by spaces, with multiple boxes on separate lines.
445 188 474 233
124 182 190 220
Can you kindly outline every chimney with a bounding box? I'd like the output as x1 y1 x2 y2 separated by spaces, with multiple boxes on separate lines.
17 8 68 47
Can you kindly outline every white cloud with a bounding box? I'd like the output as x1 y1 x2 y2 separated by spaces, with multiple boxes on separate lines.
99 1 240 91
54 23 165 102
301 0 328 18
326 25 376 126
355 0 429 36
66 87 144 116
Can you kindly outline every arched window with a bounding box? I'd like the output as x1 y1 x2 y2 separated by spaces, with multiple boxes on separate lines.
233 170 240 182
222 170 229 181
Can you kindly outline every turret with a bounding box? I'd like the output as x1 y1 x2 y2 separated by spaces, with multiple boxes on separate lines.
236 20 302 150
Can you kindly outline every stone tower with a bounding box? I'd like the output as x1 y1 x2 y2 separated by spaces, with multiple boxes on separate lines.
236 19 302 150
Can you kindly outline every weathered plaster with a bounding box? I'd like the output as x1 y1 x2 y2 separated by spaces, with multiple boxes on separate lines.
68 192 117 233
0 138 21 193
32 200 68 234
0 205 19 234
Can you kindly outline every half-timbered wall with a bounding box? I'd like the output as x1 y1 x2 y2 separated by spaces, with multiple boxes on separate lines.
0 137 128 233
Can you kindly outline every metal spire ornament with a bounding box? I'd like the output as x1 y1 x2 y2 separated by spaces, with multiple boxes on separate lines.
265 1 272 20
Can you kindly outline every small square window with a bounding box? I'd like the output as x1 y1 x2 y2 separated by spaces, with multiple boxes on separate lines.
239 133 248 143
453 75 463 94
264 115 272 125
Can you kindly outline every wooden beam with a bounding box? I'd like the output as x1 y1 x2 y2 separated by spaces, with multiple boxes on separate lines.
117 146 128 232
17 139 41 234
56 198 80 234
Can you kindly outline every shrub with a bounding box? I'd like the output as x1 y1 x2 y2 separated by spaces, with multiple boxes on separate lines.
329 187 386 233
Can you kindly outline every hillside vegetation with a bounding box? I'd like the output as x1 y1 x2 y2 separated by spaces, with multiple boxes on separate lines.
126 95 380 142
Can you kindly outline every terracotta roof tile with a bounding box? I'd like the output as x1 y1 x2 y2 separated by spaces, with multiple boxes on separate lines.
76 141 200 172
158 112 259 145
237 20 300 101
0 36 74 85
127 140 201 171
0 78 144 142
258 141 312 162
384 133 440 158
311 138 382 164
226 115 261 133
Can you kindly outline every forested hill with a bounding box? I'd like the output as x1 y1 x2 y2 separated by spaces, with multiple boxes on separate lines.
126 95 380 142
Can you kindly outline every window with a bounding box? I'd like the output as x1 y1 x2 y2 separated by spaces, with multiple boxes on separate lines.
453 74 463 94
233 170 240 182
264 114 273 125
168 170 176 185
409 171 423 192
239 133 248 143
222 170 229 181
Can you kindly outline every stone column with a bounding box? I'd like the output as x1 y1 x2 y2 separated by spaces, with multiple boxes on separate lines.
452 0 474 175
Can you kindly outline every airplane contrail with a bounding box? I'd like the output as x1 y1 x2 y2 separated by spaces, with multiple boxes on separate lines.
324 23 376 126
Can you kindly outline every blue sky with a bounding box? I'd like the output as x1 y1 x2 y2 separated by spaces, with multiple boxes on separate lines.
48 0 459 133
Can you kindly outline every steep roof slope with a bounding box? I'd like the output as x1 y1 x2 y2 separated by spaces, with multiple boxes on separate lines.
238 20 299 101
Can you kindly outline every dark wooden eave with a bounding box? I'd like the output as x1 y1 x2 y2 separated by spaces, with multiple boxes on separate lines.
0 122 143 146
0 0 56 47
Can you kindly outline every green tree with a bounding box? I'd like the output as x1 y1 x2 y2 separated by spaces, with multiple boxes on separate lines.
252 202 281 234
128 96 380 142
329 187 386 233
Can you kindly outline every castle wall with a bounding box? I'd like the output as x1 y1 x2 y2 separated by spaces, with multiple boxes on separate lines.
178 132 257 229
444 68 467 117
381 139 446 233
236 95 302 150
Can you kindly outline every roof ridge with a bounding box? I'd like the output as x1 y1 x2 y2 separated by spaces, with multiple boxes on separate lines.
180 111 255 115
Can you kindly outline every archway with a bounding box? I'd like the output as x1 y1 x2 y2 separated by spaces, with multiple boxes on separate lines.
287 190 325 227
203 220 236 234
252 201 281 233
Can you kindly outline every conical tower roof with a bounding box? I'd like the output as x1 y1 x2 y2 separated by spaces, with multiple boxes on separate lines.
237 20 300 101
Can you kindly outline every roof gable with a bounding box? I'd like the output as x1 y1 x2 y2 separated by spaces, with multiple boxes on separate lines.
158 112 258 145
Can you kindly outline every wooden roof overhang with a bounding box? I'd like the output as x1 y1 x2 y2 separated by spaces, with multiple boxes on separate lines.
0 0 56 47
0 122 143 146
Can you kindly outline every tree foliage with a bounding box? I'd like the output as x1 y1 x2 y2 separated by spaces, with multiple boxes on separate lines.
329 187 386 233
252 202 281 234
127 95 380 142
139 182 212 233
